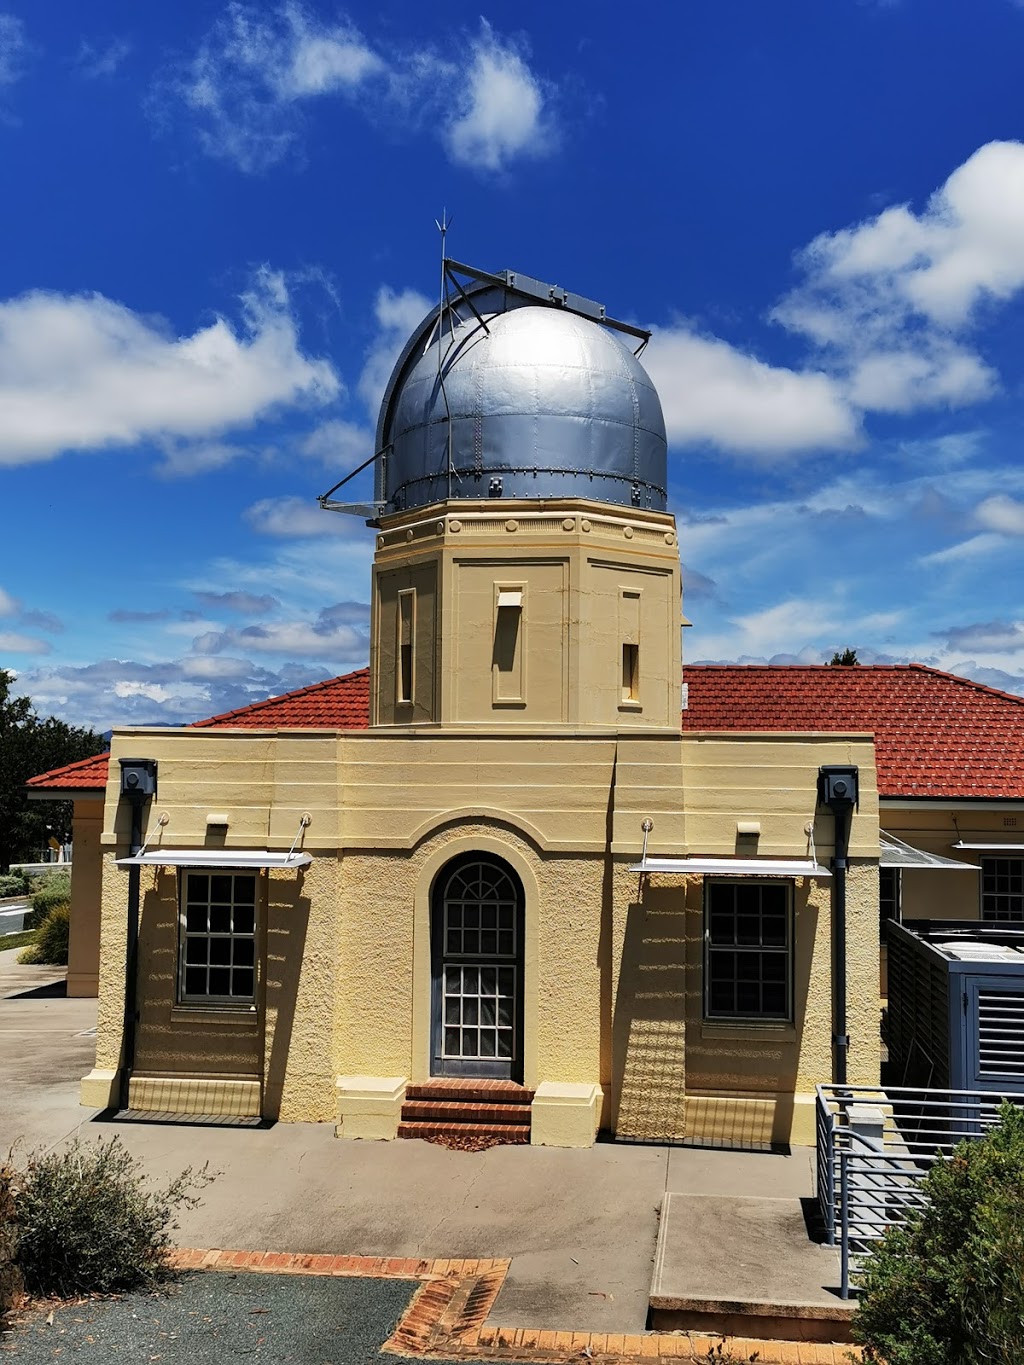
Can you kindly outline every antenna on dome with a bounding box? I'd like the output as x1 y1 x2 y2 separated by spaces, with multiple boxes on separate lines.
435 210 456 498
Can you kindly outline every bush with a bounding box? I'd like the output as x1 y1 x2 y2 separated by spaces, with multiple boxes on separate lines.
0 872 27 898
853 1100 1024 1365
18 903 70 966
11 1137 212 1298
0 1160 21 1324
29 874 70 919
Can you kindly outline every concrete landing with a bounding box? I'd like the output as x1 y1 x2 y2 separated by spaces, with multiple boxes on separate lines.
650 1191 854 1342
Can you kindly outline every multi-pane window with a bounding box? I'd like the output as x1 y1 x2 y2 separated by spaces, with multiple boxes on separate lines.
443 964 516 1061
440 860 518 1063
981 857 1024 922
879 867 902 940
705 880 791 1020
180 872 256 1003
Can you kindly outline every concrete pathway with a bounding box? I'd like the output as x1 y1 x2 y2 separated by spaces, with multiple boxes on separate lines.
0 974 842 1336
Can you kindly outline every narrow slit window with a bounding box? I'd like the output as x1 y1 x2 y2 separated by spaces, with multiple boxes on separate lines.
398 590 415 705
622 643 639 702
492 584 524 703
619 588 641 706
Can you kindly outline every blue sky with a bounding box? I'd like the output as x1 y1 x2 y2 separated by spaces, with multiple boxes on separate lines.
3 0 1024 729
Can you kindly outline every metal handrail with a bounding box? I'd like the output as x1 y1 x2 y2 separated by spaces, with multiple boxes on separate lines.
815 1083 1024 1297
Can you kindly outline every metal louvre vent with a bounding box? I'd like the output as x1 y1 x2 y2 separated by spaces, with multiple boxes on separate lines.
977 990 1024 1078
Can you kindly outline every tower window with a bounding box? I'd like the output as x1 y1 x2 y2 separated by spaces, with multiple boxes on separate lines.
492 583 525 704
622 643 639 701
619 588 642 707
397 589 415 705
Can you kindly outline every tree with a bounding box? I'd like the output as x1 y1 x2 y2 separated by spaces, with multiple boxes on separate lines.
829 648 860 665
854 1101 1024 1365
0 670 105 871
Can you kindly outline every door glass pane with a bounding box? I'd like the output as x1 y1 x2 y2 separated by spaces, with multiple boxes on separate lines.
437 859 521 1069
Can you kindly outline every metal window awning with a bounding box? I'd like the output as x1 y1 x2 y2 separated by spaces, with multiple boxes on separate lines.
628 856 831 878
116 849 312 870
953 842 1024 852
880 833 979 870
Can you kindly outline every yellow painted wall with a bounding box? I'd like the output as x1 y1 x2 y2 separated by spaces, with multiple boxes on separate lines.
67 799 103 998
85 721 881 1144
879 806 1016 921
370 499 682 733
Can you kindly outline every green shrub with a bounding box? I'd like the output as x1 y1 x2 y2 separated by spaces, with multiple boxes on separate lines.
22 874 71 932
12 1136 212 1298
18 903 70 966
0 1160 21 1324
29 874 70 917
853 1100 1024 1365
0 872 27 898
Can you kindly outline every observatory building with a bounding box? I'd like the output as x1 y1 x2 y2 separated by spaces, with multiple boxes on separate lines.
72 263 884 1148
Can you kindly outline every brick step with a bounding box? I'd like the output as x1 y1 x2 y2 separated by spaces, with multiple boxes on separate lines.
401 1100 532 1125
398 1121 530 1143
405 1080 533 1104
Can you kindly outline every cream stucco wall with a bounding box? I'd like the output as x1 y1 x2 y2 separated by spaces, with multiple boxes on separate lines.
82 487 882 1146
84 719 882 1145
880 805 1019 922
371 499 682 733
67 799 103 997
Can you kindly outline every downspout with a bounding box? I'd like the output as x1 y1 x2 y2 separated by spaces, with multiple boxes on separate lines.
819 765 859 1088
120 797 143 1113
118 759 156 1112
832 801 850 1087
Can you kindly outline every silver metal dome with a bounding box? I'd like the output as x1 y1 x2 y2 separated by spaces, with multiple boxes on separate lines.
375 270 667 513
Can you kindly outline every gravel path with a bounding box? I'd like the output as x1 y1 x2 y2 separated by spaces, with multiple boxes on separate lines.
0 1272 465 1364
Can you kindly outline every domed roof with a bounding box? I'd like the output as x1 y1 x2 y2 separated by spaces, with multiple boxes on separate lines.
376 280 667 513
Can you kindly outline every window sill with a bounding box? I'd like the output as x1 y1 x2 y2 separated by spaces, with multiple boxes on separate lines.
170 1006 259 1028
700 1020 797 1042
618 700 643 712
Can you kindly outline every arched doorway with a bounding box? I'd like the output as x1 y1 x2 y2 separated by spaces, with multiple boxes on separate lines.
430 852 525 1081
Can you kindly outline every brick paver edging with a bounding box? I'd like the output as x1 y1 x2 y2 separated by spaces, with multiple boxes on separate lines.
168 1249 862 1365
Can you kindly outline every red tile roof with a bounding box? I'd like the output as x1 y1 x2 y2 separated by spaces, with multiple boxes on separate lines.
683 663 1024 800
191 667 371 730
25 750 112 792
26 663 1024 802
25 669 372 792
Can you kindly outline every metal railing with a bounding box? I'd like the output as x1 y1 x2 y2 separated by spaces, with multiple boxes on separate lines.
815 1083 1024 1298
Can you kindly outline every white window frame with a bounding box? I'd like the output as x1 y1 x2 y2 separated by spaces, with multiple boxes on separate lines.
178 869 258 1006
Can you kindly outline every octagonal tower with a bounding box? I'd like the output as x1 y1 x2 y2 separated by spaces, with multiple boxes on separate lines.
353 262 681 732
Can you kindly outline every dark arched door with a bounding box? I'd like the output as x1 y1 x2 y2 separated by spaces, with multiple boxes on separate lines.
430 853 524 1081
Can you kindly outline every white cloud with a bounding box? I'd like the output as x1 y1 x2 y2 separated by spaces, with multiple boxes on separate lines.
169 6 557 175
301 418 370 467
245 495 362 538
444 23 552 171
773 141 1024 417
0 269 339 466
154 438 250 478
0 585 17 616
642 144 1024 459
813 142 1024 326
0 12 28 89
194 590 279 614
76 37 131 80
357 285 432 417
976 493 1024 536
0 630 50 654
179 3 381 172
938 621 1024 653
646 326 860 455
